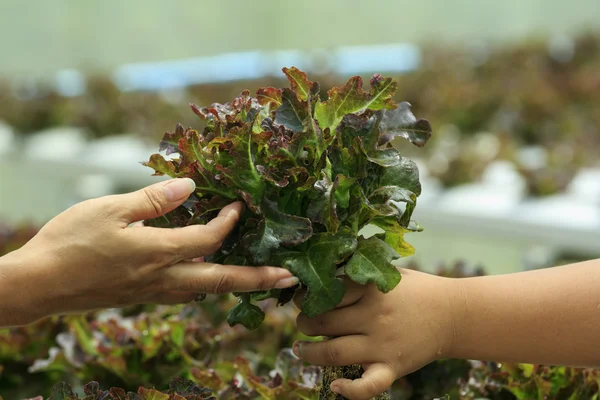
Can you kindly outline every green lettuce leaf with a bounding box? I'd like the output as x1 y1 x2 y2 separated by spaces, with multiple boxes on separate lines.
226 295 265 330
345 236 401 292
273 229 357 317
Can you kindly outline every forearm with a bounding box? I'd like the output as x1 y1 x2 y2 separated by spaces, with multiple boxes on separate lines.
450 259 600 367
0 248 46 327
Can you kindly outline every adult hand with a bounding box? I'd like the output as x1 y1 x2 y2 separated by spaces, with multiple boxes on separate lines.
0 178 298 327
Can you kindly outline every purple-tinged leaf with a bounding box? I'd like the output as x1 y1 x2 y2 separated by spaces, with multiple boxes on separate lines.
158 123 186 155
168 377 213 399
282 67 314 101
314 74 397 133
188 196 233 225
48 382 76 400
256 87 283 109
189 103 210 120
378 101 432 148
142 154 182 177
109 387 129 400
213 124 265 207
144 206 192 228
243 199 312 265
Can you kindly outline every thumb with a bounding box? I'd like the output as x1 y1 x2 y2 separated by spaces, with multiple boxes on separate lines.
116 178 196 223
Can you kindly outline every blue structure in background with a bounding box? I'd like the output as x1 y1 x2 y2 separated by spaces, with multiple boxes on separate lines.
53 44 421 94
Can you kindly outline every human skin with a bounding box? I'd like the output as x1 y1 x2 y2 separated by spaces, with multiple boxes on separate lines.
293 259 600 400
0 178 298 328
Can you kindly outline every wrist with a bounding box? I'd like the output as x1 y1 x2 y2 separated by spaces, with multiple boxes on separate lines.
442 276 470 360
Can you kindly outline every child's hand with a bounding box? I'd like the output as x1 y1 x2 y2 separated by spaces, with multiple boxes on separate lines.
293 260 600 399
292 269 460 400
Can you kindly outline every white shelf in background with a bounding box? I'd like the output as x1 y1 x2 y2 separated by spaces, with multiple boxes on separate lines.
0 120 16 156
23 127 88 161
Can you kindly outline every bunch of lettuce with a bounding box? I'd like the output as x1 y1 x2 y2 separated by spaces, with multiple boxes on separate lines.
143 67 431 329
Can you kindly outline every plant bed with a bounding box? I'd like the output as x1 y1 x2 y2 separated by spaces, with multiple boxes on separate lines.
8 351 321 400
2 247 599 398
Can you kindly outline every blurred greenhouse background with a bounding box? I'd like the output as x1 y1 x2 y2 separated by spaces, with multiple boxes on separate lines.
1 0 600 77
1 0 600 275
2 1 600 399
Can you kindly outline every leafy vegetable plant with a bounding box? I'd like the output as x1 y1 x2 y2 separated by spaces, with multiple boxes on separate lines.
459 361 600 400
143 67 431 330
12 350 321 400
28 302 303 390
6 377 217 400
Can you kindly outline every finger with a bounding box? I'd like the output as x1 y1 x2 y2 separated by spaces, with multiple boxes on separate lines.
147 291 198 305
293 279 366 310
160 262 299 294
292 289 306 309
201 201 244 239
146 201 244 260
330 363 396 400
115 178 196 224
296 306 366 337
336 279 368 308
182 256 205 263
292 336 374 366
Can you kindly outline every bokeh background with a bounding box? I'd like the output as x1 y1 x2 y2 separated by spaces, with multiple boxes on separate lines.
1 1 600 397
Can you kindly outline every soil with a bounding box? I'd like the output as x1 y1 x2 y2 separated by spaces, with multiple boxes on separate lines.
320 364 390 400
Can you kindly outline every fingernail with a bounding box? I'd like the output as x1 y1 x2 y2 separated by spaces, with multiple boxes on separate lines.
194 293 207 302
330 384 340 394
274 276 300 289
292 341 306 358
164 178 196 202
